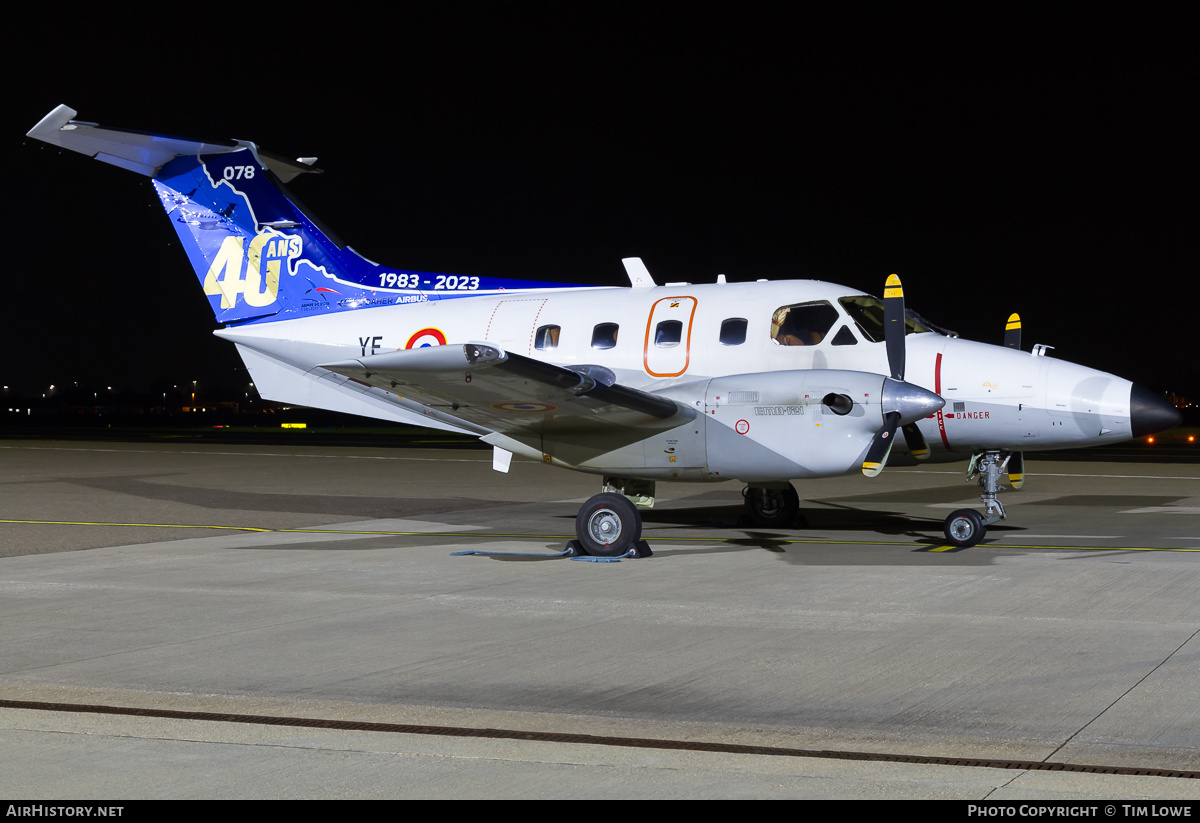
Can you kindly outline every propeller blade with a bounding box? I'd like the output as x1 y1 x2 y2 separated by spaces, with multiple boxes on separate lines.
1004 313 1022 350
902 422 931 460
862 411 900 477
883 273 906 380
865 274 937 476
1008 450 1024 489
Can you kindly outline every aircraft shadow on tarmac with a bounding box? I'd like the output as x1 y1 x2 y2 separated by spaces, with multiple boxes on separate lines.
64 475 1173 566
69 475 505 518
537 490 1031 564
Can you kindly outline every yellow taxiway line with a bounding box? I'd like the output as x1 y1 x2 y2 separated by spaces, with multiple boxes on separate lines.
2 519 1197 553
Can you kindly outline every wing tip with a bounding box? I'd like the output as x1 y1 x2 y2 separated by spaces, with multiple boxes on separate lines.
26 103 79 141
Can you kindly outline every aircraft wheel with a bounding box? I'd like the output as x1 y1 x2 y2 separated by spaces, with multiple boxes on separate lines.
742 483 801 528
943 509 986 548
575 493 642 557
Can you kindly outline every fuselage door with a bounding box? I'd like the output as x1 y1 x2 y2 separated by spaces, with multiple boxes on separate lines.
644 296 698 377
484 298 548 355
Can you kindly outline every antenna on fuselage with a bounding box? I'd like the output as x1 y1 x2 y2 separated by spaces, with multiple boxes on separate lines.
622 257 657 288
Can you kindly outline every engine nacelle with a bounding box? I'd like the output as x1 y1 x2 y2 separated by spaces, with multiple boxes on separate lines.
703 369 908 481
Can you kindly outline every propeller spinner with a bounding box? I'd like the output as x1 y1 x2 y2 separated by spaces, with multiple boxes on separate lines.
861 274 943 477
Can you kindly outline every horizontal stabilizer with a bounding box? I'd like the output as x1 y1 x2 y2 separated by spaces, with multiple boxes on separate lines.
29 104 236 177
27 104 321 181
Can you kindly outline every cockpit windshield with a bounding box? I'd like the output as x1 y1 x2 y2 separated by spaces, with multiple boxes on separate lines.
838 295 940 342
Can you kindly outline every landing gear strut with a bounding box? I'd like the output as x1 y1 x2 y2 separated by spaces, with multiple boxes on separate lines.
942 450 1011 548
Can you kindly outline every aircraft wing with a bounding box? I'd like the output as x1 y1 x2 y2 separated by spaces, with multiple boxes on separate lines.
321 343 696 460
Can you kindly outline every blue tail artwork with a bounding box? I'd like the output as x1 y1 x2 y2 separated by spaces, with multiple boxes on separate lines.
152 148 423 325
27 104 573 328
155 148 560 325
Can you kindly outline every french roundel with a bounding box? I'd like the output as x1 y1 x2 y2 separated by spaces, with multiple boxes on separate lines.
405 328 447 349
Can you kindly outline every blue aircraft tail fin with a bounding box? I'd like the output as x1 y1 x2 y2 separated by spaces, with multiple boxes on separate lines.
28 104 579 326
151 147 407 324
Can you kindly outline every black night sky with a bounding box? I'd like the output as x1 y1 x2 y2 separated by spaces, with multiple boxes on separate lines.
6 10 1194 404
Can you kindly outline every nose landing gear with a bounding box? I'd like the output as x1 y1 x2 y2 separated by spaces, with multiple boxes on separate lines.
942 450 1012 547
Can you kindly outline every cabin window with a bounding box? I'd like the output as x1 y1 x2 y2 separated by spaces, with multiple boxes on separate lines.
720 318 748 346
830 325 858 346
534 324 560 351
591 322 619 349
655 320 683 348
770 301 839 346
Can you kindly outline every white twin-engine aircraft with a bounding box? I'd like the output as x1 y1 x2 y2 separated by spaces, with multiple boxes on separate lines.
28 105 1181 555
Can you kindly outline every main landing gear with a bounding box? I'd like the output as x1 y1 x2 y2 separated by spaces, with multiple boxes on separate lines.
943 450 1013 548
570 478 654 558
570 477 809 557
742 483 802 528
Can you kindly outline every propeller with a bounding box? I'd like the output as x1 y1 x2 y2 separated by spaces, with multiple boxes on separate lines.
901 421 931 461
1004 313 1021 350
862 274 941 476
1002 313 1024 487
1007 449 1025 489
861 409 901 477
883 274 905 381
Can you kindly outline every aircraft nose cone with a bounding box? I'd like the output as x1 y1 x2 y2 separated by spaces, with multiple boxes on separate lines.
882 378 946 425
1130 384 1182 437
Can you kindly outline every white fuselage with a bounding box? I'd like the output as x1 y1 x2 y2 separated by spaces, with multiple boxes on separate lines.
220 279 1139 480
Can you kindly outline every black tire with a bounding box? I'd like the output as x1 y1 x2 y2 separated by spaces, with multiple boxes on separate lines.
575 493 642 557
943 508 986 548
742 483 801 528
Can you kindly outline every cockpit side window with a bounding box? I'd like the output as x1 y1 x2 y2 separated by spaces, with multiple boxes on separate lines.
770 301 839 346
839 295 932 342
